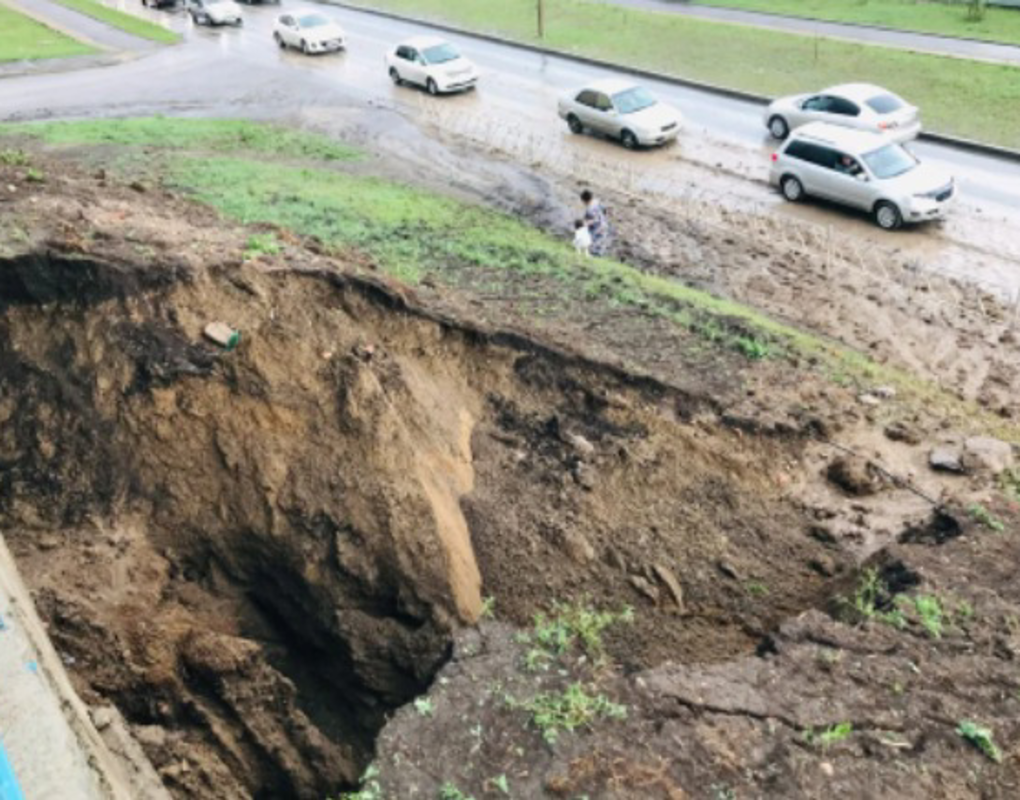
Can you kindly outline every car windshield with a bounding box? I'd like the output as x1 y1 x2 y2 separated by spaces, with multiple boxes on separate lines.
611 87 657 115
862 143 917 179
298 14 328 28
422 44 459 64
866 93 904 115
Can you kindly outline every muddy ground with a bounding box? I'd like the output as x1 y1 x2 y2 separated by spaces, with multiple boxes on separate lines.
0 126 1018 800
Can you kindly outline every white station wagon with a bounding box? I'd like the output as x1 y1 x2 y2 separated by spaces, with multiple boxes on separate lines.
765 83 921 144
770 122 954 230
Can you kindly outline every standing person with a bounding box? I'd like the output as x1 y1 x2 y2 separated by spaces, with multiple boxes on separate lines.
581 189 611 257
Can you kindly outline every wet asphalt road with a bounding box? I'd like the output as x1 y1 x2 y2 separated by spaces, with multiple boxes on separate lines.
3 0 1020 218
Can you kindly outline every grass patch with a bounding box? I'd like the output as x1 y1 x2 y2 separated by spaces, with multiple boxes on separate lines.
0 5 97 62
968 502 1006 532
50 0 179 44
518 682 627 744
348 0 1020 148
5 116 1020 443
697 0 1020 46
957 720 1003 763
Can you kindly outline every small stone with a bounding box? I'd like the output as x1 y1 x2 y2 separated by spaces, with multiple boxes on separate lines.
133 724 168 748
571 462 596 491
564 432 595 457
826 455 883 496
929 446 964 474
717 559 741 580
652 564 685 611
91 706 115 731
820 761 834 777
962 436 1014 475
628 575 660 603
809 555 837 577
560 529 595 565
858 393 882 406
129 180 147 193
872 386 897 399
884 421 922 445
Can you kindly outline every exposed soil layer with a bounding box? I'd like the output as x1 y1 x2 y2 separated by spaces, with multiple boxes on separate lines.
374 505 1020 799
0 153 864 797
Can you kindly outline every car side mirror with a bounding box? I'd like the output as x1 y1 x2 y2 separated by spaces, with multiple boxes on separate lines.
854 172 869 182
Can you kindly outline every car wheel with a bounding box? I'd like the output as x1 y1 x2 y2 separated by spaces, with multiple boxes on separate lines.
389 67 402 85
874 201 903 231
301 39 310 54
768 115 790 140
620 129 639 150
566 114 583 135
234 17 242 25
274 32 285 48
780 175 804 202
426 78 439 96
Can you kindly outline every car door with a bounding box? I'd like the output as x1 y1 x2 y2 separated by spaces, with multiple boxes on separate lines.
797 94 838 127
794 142 838 198
402 47 426 85
828 151 874 210
572 90 601 129
279 16 296 45
592 93 620 136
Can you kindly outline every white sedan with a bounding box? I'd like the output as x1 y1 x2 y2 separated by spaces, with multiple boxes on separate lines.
273 11 345 54
558 79 682 149
764 83 921 143
385 37 478 95
187 0 242 26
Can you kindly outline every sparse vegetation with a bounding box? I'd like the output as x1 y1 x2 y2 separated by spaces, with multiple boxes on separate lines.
0 149 32 167
998 468 1020 504
957 720 1002 763
338 764 384 800
911 595 944 639
968 503 1005 533
414 697 435 717
438 783 475 800
528 600 633 664
803 721 853 749
841 568 903 627
520 682 627 744
243 233 281 260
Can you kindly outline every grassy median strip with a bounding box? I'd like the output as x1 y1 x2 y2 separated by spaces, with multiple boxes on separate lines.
0 4 97 61
341 0 1020 149
2 117 1013 436
696 0 1020 47
51 0 179 43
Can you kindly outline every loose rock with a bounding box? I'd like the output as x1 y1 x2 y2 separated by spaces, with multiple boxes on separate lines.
962 436 1014 475
629 575 660 603
825 455 884 496
929 446 964 474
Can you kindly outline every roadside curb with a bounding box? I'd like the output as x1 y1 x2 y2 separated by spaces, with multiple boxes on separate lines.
324 0 1020 163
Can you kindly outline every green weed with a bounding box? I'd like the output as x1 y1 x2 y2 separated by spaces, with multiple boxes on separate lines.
490 774 510 795
803 721 853 749
528 600 633 665
337 764 384 800
957 720 1002 763
968 503 1005 532
413 697 435 717
735 335 771 361
522 682 627 744
0 148 30 167
912 595 944 639
243 232 281 260
438 784 475 800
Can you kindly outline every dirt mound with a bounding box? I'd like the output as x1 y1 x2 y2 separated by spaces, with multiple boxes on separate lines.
0 157 864 797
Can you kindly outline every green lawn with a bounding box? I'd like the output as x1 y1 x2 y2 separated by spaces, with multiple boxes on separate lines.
696 0 1020 46
52 0 179 43
345 0 1020 148
0 4 97 61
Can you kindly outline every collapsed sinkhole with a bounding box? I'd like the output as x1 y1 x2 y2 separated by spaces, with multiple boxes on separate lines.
0 250 853 797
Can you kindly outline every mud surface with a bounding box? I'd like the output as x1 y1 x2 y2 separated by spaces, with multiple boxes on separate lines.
0 151 862 797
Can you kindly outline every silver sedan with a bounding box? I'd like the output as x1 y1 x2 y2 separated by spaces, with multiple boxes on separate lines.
558 79 682 150
764 83 920 144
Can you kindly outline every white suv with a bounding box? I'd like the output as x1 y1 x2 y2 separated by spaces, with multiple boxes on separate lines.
770 122 954 230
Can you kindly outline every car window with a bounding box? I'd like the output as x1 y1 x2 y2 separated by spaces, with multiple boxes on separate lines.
594 93 613 112
802 95 833 112
611 87 657 115
297 14 328 27
576 90 598 108
866 93 905 114
862 143 918 179
829 97 860 116
833 152 864 176
422 43 459 64
784 140 838 168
